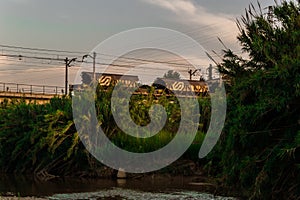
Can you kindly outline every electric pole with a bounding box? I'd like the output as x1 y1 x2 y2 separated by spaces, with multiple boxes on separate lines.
188 69 199 80
82 52 97 84
64 57 77 95
93 52 96 83
207 64 213 80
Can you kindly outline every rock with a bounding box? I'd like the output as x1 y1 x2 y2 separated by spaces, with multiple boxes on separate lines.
117 168 126 179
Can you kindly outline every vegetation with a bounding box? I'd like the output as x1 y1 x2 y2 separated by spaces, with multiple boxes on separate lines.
95 84 207 153
0 97 92 178
208 0 300 199
163 70 181 79
0 85 210 178
0 1 298 199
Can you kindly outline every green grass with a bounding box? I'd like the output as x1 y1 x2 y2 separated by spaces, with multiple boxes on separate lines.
0 86 211 176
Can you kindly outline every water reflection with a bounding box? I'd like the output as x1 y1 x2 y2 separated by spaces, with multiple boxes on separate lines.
0 174 235 199
116 179 126 186
0 174 116 196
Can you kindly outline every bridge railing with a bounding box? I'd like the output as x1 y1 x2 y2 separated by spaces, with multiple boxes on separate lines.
0 82 65 95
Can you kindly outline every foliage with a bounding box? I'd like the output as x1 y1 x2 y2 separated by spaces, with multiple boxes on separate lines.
93 84 208 155
163 70 181 79
0 85 211 177
0 97 92 177
210 1 300 199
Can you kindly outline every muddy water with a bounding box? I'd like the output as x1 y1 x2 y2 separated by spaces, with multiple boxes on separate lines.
0 175 236 199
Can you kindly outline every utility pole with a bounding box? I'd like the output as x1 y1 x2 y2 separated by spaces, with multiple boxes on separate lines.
188 69 199 80
207 64 213 80
64 57 77 95
92 52 96 83
82 52 97 84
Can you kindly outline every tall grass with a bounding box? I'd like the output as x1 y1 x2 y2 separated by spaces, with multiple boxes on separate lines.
0 85 211 177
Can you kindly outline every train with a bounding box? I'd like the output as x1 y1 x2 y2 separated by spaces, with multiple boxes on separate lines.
70 72 211 96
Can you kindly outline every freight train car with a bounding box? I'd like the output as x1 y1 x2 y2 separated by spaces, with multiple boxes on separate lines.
71 72 209 96
153 78 209 96
82 72 139 88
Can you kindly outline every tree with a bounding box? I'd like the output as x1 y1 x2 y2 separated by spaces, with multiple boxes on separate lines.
152 70 180 91
163 70 181 79
211 1 300 199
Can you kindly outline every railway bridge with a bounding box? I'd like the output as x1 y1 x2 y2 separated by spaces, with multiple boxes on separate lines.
0 82 64 104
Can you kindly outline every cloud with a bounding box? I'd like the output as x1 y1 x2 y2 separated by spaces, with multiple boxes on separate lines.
146 0 197 14
143 0 236 24
141 0 240 51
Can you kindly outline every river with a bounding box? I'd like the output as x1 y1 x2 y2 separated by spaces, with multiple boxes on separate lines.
0 175 237 199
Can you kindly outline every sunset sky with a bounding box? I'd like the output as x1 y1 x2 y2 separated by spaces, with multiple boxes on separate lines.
0 0 274 87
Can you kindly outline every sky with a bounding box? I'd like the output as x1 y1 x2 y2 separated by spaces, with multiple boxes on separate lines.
0 0 275 89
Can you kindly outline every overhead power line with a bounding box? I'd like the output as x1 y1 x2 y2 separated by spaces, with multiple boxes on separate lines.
0 44 209 67
0 44 226 85
0 44 88 55
0 52 207 69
